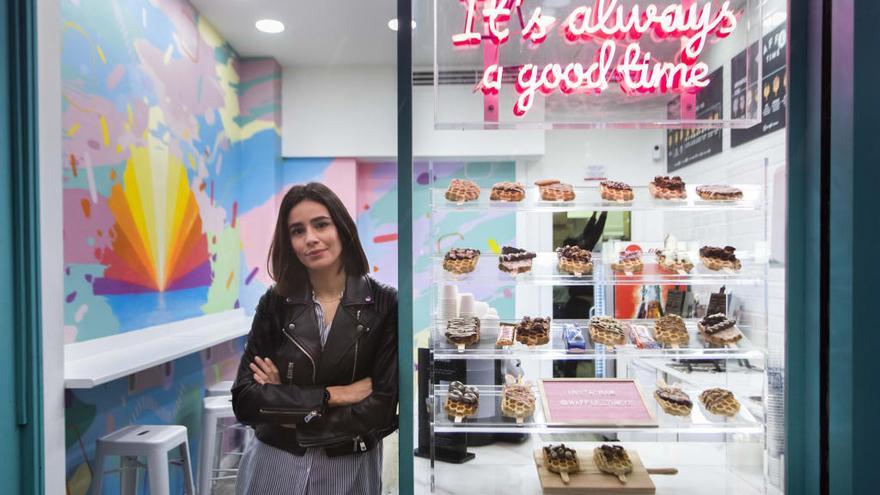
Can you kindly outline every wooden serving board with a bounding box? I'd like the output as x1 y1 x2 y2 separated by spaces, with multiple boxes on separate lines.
533 449 656 493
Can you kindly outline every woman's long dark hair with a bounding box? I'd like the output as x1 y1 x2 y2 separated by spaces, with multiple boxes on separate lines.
268 182 369 296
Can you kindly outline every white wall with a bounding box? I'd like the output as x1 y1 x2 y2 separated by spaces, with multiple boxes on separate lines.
38 0 65 492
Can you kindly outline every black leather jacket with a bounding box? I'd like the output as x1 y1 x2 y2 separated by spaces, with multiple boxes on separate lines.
231 274 398 457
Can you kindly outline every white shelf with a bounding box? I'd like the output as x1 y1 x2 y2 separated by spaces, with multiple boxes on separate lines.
64 309 252 388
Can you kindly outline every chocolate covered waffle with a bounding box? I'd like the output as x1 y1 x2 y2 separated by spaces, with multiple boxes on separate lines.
698 313 743 345
600 180 634 201
699 387 741 417
696 184 743 201
498 246 536 274
611 250 644 274
489 181 525 202
445 317 480 350
501 382 536 424
593 444 633 483
495 323 516 347
649 175 687 199
589 316 627 347
444 178 480 203
653 314 689 347
556 245 593 276
654 384 694 416
535 179 576 201
699 245 742 271
442 248 480 274
543 444 580 484
514 316 551 347
444 381 479 422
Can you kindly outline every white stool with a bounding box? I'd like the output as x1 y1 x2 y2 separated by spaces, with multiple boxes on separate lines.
198 395 252 495
206 380 234 397
90 424 195 495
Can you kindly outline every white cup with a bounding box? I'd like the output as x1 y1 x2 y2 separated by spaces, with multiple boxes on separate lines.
442 284 458 300
458 293 475 317
473 301 490 318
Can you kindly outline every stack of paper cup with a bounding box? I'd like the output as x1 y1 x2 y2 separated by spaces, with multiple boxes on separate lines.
481 307 500 336
458 293 475 318
439 284 458 320
473 301 490 319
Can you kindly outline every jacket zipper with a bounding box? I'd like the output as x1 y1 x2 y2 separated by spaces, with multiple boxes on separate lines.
282 327 317 384
352 435 367 452
351 340 359 383
258 407 322 423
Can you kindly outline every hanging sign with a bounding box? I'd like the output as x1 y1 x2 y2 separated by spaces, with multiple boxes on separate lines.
450 0 739 118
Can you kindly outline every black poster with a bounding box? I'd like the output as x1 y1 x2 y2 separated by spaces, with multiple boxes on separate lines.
666 66 724 172
731 24 787 147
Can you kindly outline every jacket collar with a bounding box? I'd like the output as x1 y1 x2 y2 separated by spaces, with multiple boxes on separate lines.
284 273 373 306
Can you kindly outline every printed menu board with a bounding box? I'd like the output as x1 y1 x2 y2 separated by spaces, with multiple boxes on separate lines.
666 66 724 171
731 24 787 146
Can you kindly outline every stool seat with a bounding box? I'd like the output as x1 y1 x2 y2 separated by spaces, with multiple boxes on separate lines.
99 425 189 455
206 380 234 397
203 395 235 414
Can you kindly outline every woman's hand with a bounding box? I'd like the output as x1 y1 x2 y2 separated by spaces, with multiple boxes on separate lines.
326 377 372 407
250 356 281 385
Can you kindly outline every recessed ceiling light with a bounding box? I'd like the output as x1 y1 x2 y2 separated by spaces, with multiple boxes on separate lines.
387 18 416 31
255 19 285 34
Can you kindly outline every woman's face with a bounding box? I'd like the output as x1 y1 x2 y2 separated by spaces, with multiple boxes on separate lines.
287 199 343 273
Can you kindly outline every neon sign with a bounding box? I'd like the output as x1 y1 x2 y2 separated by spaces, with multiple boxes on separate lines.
452 0 738 117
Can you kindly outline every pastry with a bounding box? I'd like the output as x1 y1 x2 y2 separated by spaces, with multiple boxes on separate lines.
443 248 480 274
611 250 644 274
563 323 587 352
501 382 536 424
698 313 743 345
543 444 580 484
653 314 689 347
699 387 741 417
498 246 536 274
556 245 593 275
649 175 687 199
656 234 694 273
444 381 479 422
593 444 633 483
444 178 480 203
490 181 525 202
514 316 551 347
600 180 634 201
535 179 576 201
654 384 693 416
588 316 626 347
696 185 743 201
495 323 516 347
445 317 480 349
699 245 742 271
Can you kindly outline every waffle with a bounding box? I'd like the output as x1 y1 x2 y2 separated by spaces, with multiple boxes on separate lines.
653 314 689 346
444 178 480 203
593 444 633 483
445 317 480 349
696 185 743 201
443 248 480 274
495 323 516 347
556 245 593 275
698 313 743 345
589 316 626 347
649 175 687 199
600 180 634 201
498 246 536 274
535 179 576 201
501 383 536 424
654 385 694 416
490 181 525 202
656 250 694 273
514 316 551 347
445 381 479 422
699 387 740 417
543 444 580 484
699 245 742 271
611 251 644 274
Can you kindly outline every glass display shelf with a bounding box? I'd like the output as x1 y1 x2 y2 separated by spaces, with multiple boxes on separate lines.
431 184 763 213
431 385 762 435
433 252 765 286
430 318 765 361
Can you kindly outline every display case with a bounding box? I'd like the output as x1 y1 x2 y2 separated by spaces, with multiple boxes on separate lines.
423 163 778 494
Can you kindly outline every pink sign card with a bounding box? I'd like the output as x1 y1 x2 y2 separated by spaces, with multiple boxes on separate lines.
539 379 656 427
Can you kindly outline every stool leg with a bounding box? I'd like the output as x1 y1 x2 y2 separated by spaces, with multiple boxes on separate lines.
88 444 106 495
120 456 139 495
146 450 171 495
179 439 196 495
198 410 218 495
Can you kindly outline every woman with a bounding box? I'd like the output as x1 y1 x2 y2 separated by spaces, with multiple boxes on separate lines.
232 182 398 495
